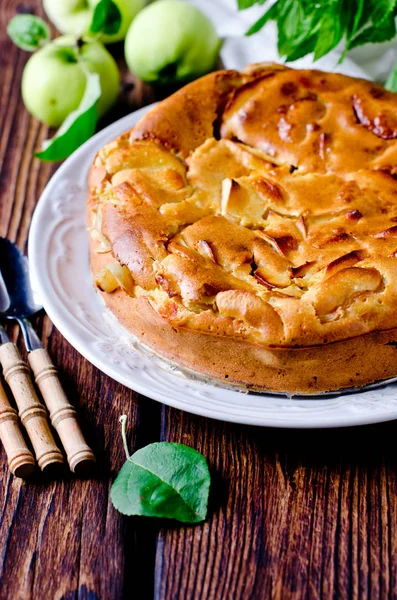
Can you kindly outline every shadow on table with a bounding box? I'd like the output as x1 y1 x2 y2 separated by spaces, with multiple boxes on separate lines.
247 418 397 472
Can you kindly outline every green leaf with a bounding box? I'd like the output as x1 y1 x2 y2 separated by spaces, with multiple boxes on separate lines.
284 34 317 62
346 0 397 49
246 2 280 36
385 59 397 92
344 0 365 50
242 0 397 61
367 0 397 26
277 0 317 57
35 71 100 162
348 13 396 49
238 0 269 8
281 0 307 41
276 0 324 60
7 14 50 52
90 0 122 35
313 2 345 60
237 0 259 8
111 442 211 523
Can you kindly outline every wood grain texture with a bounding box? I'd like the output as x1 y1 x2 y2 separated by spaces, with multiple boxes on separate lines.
1 1 397 598
155 409 397 600
0 2 159 598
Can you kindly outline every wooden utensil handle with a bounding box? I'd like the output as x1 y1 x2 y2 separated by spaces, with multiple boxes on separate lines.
28 349 95 472
0 379 35 478
0 343 64 470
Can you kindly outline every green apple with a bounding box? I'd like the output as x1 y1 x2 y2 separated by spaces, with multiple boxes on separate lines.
43 0 145 44
124 0 221 84
21 36 120 127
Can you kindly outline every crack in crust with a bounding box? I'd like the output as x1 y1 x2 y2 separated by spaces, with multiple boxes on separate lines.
88 64 397 391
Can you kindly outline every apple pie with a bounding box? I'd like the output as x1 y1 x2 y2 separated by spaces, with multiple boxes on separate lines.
88 64 397 393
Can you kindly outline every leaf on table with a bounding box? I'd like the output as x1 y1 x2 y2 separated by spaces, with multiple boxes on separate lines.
111 442 211 523
35 71 101 162
90 0 122 35
7 14 50 52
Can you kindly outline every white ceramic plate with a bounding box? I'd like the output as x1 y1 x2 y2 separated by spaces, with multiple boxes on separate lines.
29 106 397 428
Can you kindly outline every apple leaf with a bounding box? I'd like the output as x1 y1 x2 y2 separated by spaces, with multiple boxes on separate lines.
7 14 51 52
35 71 101 162
111 442 211 522
90 0 122 35
110 417 211 523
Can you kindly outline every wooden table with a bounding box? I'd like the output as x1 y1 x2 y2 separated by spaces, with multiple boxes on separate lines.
1 1 397 598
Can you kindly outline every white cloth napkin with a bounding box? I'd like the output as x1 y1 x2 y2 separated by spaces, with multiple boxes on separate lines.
188 0 397 82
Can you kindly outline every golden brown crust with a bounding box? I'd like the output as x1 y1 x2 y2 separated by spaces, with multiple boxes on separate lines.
88 63 397 393
129 66 279 157
91 247 397 393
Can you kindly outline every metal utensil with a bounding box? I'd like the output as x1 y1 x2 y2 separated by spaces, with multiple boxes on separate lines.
0 238 44 352
0 238 95 472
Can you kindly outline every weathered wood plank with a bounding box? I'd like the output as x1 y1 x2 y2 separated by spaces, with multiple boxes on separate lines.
0 1 161 598
156 410 397 599
1 1 397 598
